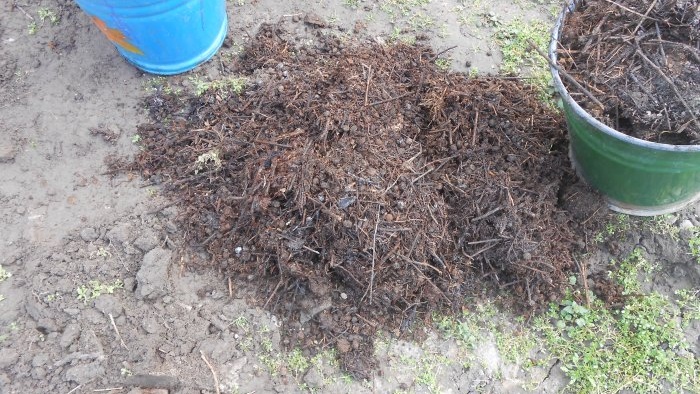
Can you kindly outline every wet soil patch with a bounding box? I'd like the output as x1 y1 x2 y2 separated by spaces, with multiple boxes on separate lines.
129 25 580 377
557 0 700 143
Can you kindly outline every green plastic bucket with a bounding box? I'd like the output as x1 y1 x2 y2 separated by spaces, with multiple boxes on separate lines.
550 1 700 216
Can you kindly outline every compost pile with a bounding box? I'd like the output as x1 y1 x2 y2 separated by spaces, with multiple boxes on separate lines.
132 25 577 376
557 0 700 143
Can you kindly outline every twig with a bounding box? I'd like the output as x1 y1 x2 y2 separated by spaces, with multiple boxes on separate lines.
635 45 700 131
14 3 34 20
66 385 82 394
228 277 233 298
471 110 479 146
647 39 700 63
364 65 372 106
466 242 500 259
364 207 380 305
144 200 179 215
411 156 455 184
200 351 221 394
263 279 283 308
368 92 412 107
109 313 129 350
431 45 458 60
93 388 124 392
573 256 591 308
252 139 292 148
467 238 502 245
581 205 603 226
654 22 667 67
529 41 606 110
602 0 662 21
354 313 378 327
277 233 321 254
632 0 657 35
472 207 502 222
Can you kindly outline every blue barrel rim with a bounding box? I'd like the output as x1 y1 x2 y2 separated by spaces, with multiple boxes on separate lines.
119 18 228 75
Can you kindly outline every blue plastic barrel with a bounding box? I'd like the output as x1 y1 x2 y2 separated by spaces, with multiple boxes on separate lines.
73 0 227 75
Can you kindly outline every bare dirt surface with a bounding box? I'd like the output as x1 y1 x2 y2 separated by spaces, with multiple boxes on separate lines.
1 1 699 393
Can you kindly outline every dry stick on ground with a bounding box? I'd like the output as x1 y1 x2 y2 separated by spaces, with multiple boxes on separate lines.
66 385 82 394
635 45 700 132
12 2 34 20
431 45 458 61
632 0 658 35
263 279 283 308
362 207 381 305
528 41 606 110
471 110 479 146
648 39 700 63
572 255 591 308
368 92 413 107
364 65 372 106
602 0 663 21
108 313 129 350
200 351 221 394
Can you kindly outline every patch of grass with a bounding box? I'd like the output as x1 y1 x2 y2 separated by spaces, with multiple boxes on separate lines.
495 328 536 365
388 26 416 44
287 348 310 378
90 246 112 259
535 249 700 393
237 336 254 351
38 7 60 25
188 76 247 96
260 337 274 354
415 353 451 393
434 58 451 71
608 248 656 294
437 302 494 335
343 0 360 9
594 213 632 243
194 150 222 174
27 22 38 35
231 315 249 331
641 215 680 240
689 227 700 264
76 279 124 304
188 76 211 96
44 292 60 303
0 265 11 282
258 354 281 376
143 77 179 95
495 19 552 103
675 289 700 327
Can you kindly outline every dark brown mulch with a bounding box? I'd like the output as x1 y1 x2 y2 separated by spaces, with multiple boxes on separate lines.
129 25 580 377
557 0 700 144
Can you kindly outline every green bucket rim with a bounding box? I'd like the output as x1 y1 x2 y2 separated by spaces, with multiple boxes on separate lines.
549 0 700 153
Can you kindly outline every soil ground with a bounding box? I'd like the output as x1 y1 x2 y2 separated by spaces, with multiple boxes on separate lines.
1 1 698 393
